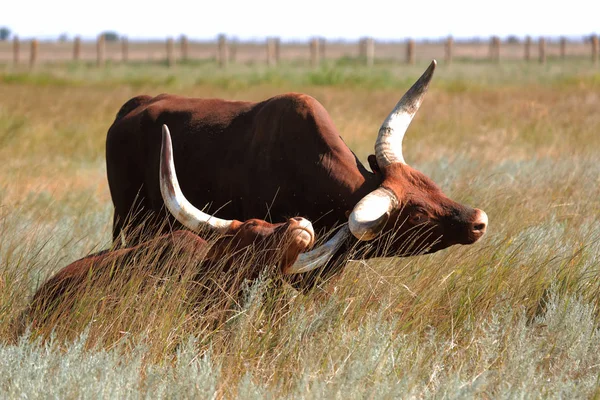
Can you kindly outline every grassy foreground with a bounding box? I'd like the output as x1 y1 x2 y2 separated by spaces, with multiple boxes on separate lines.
1 61 600 398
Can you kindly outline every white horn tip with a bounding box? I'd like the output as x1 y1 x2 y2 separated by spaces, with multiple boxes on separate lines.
159 122 233 234
162 124 170 140
422 60 437 80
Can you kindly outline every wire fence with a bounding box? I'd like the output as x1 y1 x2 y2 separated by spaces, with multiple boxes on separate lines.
1 34 599 68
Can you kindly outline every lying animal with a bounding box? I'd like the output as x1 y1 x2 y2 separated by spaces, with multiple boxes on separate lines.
24 126 347 331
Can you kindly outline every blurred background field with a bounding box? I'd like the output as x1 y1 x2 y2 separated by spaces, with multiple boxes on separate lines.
0 34 598 65
1 59 600 397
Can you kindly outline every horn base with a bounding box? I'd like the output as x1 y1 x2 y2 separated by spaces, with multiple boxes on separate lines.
348 187 398 241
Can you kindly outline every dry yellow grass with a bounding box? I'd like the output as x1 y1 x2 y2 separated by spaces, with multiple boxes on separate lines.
1 61 600 397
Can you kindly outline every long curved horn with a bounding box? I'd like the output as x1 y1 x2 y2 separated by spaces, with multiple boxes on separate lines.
160 124 233 234
375 60 436 167
285 225 350 274
348 187 398 240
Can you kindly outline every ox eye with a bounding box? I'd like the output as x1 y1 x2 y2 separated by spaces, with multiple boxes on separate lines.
409 211 428 225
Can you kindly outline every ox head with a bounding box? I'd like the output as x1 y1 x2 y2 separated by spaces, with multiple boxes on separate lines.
160 125 349 274
348 60 488 255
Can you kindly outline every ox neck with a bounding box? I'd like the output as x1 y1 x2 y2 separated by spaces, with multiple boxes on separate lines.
353 169 383 206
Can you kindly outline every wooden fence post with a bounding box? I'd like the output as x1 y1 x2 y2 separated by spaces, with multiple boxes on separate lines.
310 37 320 67
495 36 501 62
266 38 272 66
229 38 237 63
358 37 366 59
319 37 326 62
592 35 599 65
274 37 281 64
73 36 81 61
490 36 500 62
180 35 188 62
266 37 278 67
538 37 546 64
524 35 531 61
445 36 453 65
166 37 175 66
560 37 567 60
406 38 415 65
217 34 228 68
96 34 105 67
29 39 38 68
121 36 128 63
365 37 374 67
13 36 19 65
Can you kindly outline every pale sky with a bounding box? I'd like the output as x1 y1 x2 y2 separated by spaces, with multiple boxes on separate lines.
2 0 599 41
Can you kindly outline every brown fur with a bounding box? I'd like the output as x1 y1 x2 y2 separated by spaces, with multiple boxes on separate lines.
23 217 313 332
106 92 485 289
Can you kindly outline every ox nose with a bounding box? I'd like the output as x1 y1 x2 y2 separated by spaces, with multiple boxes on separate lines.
289 217 315 247
471 209 488 237
291 216 311 228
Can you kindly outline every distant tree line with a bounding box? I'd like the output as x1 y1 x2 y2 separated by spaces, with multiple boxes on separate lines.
0 28 122 42
2 27 598 44
100 31 120 42
0 27 11 41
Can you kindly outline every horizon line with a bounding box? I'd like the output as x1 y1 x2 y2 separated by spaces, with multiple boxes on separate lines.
2 32 598 43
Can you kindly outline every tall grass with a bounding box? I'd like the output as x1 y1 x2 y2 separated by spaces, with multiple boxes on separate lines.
1 61 599 398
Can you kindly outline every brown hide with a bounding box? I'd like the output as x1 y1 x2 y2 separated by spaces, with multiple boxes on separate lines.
26 217 313 329
107 93 378 245
106 92 486 289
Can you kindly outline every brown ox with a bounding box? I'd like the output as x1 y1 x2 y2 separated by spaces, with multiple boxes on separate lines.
25 129 346 329
106 61 487 288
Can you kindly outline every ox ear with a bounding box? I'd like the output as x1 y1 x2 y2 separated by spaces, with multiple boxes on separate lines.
368 155 381 175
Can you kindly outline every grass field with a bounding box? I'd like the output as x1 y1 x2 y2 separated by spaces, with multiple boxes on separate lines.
1 60 600 398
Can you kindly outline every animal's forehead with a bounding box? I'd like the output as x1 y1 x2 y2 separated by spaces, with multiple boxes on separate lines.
385 164 443 195
240 219 284 232
243 218 270 226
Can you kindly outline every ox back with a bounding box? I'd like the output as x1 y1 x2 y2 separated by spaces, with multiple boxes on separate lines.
107 93 380 288
107 93 380 281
